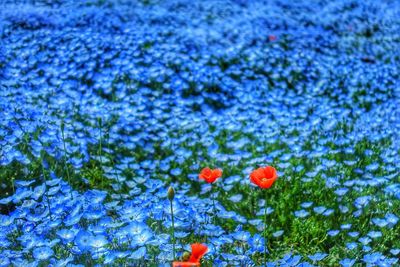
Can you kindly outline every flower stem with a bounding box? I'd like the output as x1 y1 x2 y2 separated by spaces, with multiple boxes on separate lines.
11 178 15 194
40 151 52 217
60 121 71 186
98 117 103 188
170 200 176 260
212 184 216 225
264 190 268 266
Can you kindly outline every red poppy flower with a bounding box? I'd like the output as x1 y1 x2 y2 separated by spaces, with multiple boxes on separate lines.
199 167 222 183
268 35 277 41
250 166 278 189
188 243 208 263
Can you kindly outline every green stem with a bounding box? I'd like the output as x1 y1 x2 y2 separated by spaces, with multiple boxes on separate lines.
11 178 15 194
251 188 256 216
264 190 268 266
60 121 71 186
212 184 216 225
98 118 103 188
106 129 124 196
170 200 176 260
40 152 52 217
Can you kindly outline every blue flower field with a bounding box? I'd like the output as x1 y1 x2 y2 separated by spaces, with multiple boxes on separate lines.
0 0 399 266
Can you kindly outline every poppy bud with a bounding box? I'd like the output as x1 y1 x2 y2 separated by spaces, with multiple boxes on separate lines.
61 121 65 132
182 251 190 261
167 186 175 201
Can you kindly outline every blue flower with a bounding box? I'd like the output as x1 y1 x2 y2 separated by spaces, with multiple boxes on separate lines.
339 205 349 214
280 253 302 266
0 256 10 267
300 202 313 208
354 196 371 209
362 252 383 264
170 168 182 176
372 218 388 228
229 194 242 203
294 209 309 218
272 230 284 238
362 245 372 252
231 226 251 242
248 233 264 253
358 236 371 245
389 248 400 256
322 209 334 216
339 258 356 267
385 213 398 227
84 190 107 204
124 222 150 238
341 224 352 230
345 242 357 250
367 231 382 239
0 196 13 205
313 206 326 214
15 180 35 187
0 215 13 227
90 235 108 249
308 252 327 262
13 188 32 203
131 229 153 247
32 246 54 260
297 263 316 267
57 229 77 243
50 256 74 266
83 204 106 220
347 232 359 238
75 230 93 252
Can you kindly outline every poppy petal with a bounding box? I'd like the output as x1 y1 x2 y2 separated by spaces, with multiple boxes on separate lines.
260 177 276 189
212 169 222 179
199 167 212 180
250 166 278 189
189 243 208 262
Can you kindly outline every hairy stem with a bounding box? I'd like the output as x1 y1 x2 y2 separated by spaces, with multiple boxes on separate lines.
264 190 268 266
170 200 176 260
60 121 71 186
